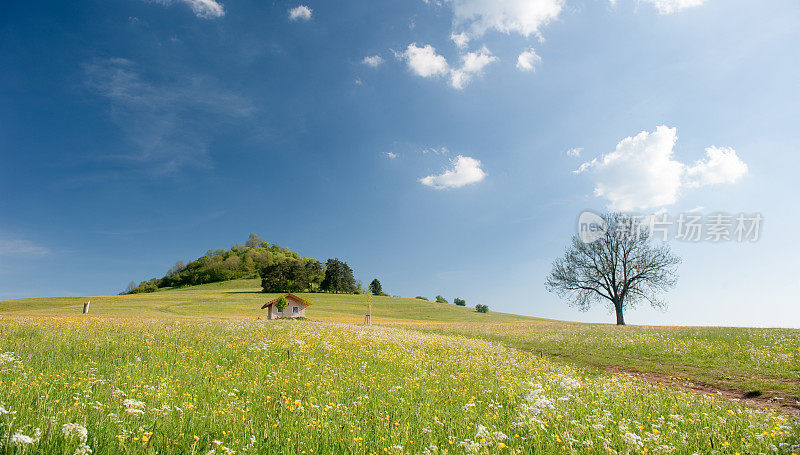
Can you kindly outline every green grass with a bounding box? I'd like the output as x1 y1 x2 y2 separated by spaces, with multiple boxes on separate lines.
1 279 800 453
396 321 800 403
0 318 797 454
0 279 536 323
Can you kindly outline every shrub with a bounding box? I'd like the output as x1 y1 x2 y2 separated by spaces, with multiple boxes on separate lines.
415 296 429 301
475 304 489 313
435 295 448 304
453 298 466 306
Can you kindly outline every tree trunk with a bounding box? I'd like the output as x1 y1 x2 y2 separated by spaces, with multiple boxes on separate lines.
614 301 625 326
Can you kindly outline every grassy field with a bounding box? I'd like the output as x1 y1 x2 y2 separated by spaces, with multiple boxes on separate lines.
0 279 535 323
1 280 799 453
398 321 800 407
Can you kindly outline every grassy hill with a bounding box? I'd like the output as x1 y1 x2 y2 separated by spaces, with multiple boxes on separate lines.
0 278 539 323
1 279 799 453
2 279 799 410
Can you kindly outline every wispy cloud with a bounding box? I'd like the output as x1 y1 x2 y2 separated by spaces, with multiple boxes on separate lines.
362 55 384 68
83 58 254 173
0 237 49 257
383 151 399 159
566 147 583 157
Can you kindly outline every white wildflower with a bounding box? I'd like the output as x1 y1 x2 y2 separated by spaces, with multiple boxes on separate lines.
62 423 88 442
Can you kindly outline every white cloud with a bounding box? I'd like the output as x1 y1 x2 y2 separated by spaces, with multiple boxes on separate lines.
399 43 450 78
447 0 564 39
450 32 470 49
685 146 748 187
566 147 583 157
450 47 498 89
423 146 449 155
575 126 748 211
182 0 224 18
362 55 384 68
640 0 705 14
152 0 224 18
516 48 541 72
420 155 486 189
399 43 497 89
383 152 399 159
288 5 312 21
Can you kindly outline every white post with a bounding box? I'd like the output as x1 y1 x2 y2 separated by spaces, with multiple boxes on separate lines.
83 301 90 314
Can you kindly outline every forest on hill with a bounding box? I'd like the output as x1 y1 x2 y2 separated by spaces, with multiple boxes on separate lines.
125 234 325 294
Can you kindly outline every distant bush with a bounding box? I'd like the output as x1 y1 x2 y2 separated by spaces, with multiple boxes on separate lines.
435 295 448 304
127 279 160 294
415 296 429 301
475 304 489 313
453 298 466 306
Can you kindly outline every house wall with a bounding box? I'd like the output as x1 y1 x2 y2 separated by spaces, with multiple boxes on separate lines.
267 299 307 319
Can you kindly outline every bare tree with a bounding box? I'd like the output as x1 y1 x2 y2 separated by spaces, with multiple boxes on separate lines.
124 281 137 294
546 213 680 325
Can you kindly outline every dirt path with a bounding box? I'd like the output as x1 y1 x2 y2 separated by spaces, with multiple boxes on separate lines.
607 366 800 416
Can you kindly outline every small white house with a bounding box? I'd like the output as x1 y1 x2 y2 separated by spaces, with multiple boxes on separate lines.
261 293 310 319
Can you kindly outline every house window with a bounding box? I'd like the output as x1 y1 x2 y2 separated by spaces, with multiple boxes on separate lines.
292 306 299 314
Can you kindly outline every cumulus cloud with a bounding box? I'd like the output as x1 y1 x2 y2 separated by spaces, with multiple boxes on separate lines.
640 0 705 14
516 48 541 72
362 55 384 68
575 126 747 210
399 43 497 89
399 43 450 78
420 155 486 189
450 47 498 89
150 0 224 18
448 0 564 39
685 146 748 187
288 5 312 21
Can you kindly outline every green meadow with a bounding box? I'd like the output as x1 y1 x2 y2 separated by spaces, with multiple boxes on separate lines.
1 279 799 454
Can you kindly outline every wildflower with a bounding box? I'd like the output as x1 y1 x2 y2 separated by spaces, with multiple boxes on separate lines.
62 423 88 443
10 432 37 446
74 442 93 455
0 405 16 415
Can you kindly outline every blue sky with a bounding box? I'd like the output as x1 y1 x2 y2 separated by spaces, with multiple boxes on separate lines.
1 0 799 326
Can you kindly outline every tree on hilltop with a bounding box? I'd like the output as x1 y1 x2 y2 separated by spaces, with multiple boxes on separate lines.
369 279 384 296
320 259 357 294
546 212 680 326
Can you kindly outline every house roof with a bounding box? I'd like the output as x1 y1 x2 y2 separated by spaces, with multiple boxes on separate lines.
261 293 311 309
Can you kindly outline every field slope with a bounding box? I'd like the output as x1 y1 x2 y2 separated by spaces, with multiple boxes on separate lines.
0 278 538 323
0 279 799 454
